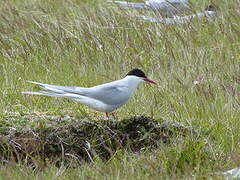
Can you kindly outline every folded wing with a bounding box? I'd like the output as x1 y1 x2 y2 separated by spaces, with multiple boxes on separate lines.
22 81 130 105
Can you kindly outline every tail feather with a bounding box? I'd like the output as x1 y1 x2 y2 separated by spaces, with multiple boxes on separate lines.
22 90 84 99
22 91 63 97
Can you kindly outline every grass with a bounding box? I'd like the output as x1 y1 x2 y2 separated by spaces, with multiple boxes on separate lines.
0 0 240 179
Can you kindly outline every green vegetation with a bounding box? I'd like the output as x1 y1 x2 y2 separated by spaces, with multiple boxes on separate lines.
0 0 239 179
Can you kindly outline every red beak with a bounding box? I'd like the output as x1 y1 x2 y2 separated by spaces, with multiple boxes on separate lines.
143 78 157 85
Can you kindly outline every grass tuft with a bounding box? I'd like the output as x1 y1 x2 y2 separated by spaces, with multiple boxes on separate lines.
0 0 240 179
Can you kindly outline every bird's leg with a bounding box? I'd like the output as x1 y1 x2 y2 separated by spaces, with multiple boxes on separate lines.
105 112 109 118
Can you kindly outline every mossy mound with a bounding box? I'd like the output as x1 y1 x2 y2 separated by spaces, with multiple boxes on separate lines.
0 115 193 167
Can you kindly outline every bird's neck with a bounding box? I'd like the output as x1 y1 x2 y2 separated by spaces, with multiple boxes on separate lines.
123 76 142 90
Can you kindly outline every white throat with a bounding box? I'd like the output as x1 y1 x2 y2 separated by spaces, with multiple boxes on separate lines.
123 75 143 90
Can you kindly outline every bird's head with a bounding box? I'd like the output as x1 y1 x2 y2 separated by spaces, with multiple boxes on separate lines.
126 68 157 85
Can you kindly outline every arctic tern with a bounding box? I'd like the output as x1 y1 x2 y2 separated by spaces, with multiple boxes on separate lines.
137 4 216 24
22 69 157 117
113 0 189 17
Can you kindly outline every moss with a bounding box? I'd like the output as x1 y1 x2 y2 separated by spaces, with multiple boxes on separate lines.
0 115 192 167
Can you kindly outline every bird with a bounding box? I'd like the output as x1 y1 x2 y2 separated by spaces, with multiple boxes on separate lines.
112 0 190 17
22 68 157 118
137 4 216 24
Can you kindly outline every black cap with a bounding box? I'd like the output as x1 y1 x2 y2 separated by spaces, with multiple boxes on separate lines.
126 68 147 78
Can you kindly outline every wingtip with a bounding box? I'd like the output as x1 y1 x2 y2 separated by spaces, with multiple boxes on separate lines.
25 80 46 87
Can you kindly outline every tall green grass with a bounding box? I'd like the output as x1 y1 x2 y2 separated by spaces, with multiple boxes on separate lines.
0 0 240 179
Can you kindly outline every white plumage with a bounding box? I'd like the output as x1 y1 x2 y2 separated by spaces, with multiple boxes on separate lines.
22 69 156 114
113 0 189 17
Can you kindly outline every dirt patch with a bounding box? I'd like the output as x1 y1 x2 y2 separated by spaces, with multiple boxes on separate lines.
0 115 193 167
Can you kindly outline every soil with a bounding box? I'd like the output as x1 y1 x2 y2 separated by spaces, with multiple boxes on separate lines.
0 115 193 167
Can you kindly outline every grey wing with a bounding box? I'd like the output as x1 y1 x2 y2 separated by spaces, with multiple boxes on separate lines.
26 81 130 105
85 85 130 105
